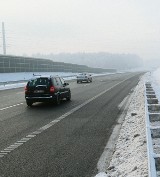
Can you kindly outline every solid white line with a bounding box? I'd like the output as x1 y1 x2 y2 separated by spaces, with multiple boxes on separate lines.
0 153 7 155
6 146 17 150
21 138 31 141
1 151 10 153
41 124 53 130
32 131 41 135
10 145 19 147
4 148 11 151
14 143 23 145
4 149 13 151
26 135 36 138
96 79 135 174
17 141 26 143
0 103 24 111
0 75 134 158
16 92 24 94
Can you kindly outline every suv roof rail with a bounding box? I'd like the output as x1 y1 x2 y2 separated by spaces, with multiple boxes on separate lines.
33 73 41 77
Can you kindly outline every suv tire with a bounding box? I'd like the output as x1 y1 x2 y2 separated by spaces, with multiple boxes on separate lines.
66 92 71 101
26 100 33 107
55 95 61 105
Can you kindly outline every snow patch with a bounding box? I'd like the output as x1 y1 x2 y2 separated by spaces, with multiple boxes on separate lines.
0 72 112 91
95 172 108 177
94 70 160 177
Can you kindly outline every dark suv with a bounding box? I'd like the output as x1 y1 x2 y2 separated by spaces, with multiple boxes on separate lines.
25 75 71 106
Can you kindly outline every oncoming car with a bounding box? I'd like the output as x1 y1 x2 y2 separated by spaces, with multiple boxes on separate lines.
77 73 92 83
25 75 71 106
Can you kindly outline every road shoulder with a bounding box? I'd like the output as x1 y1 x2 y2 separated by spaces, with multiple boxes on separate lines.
96 75 148 177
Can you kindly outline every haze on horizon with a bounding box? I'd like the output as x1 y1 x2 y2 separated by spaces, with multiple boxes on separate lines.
0 0 160 62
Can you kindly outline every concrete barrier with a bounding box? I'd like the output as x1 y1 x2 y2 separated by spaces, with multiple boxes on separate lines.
148 104 160 113
146 88 154 92
146 91 155 95
155 157 160 171
149 114 160 122
145 82 160 176
145 83 152 88
147 94 157 99
151 128 160 138
147 98 159 104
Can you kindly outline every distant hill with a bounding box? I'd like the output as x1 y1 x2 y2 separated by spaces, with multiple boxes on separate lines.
32 52 143 70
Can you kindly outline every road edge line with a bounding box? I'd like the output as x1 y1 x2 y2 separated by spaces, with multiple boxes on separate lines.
96 88 135 174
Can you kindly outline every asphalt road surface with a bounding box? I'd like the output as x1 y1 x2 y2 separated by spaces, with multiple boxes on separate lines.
0 72 144 177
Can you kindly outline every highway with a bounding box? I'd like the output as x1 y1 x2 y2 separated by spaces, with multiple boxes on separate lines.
0 72 144 177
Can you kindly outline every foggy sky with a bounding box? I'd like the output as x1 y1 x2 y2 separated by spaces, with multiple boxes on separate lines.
1 0 160 60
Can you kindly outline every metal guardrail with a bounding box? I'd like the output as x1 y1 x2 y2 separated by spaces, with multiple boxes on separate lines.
145 82 160 177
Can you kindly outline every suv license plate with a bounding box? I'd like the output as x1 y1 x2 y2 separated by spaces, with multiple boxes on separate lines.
34 90 44 93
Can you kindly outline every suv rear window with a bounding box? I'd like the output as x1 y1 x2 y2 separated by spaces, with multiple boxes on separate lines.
28 78 51 87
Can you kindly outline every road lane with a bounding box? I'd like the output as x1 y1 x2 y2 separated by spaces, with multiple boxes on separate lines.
0 74 135 158
0 72 144 177
0 73 132 109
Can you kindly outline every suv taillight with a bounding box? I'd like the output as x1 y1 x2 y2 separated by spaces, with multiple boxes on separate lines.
25 85 28 93
50 86 55 92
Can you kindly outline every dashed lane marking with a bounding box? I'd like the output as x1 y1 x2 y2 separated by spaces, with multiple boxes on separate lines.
0 103 24 111
0 75 135 158
16 91 24 94
83 84 90 87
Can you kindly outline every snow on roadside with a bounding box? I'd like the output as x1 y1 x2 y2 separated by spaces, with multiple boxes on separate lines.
96 75 148 177
0 72 77 91
0 82 27 91
0 72 111 83
0 72 78 83
0 72 112 91
95 172 108 177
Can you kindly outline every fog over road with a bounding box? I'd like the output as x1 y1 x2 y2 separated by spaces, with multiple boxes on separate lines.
0 73 144 177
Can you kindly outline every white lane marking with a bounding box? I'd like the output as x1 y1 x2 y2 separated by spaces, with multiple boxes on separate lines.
84 84 90 87
14 143 23 145
16 92 24 94
0 153 7 157
6 146 17 150
96 86 135 174
17 140 27 143
0 103 24 111
1 151 10 153
4 148 11 151
26 135 36 138
10 145 19 147
0 76 134 158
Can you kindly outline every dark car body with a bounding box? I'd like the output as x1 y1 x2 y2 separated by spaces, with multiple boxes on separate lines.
25 75 71 106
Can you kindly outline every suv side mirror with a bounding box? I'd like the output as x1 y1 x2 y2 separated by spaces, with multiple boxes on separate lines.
64 82 69 86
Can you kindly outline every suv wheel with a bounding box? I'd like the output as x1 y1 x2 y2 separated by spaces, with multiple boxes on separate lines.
55 95 61 105
26 100 33 106
66 92 71 101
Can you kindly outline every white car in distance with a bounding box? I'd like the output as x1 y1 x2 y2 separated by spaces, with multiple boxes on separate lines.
77 73 92 83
